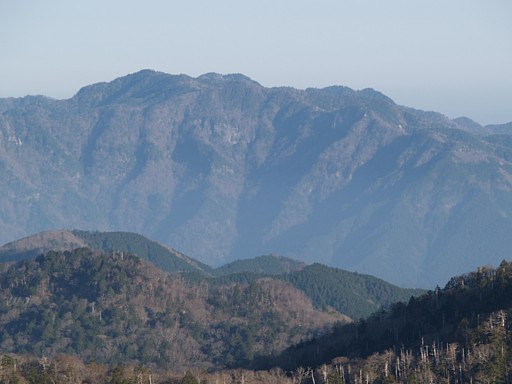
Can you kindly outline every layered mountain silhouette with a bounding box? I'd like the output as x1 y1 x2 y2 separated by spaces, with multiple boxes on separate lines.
0 230 422 320
1 70 511 287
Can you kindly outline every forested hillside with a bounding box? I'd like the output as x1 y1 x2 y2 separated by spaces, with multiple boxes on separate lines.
215 258 423 320
284 263 423 320
259 260 512 383
0 248 346 371
2 259 512 383
0 230 425 320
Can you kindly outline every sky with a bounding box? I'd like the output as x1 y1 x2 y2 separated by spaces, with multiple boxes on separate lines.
1 0 511 125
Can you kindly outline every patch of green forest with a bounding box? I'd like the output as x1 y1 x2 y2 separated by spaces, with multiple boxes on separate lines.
71 230 214 275
284 263 424 320
256 260 512 383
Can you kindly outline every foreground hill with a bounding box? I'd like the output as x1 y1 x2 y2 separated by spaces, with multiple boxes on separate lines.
0 248 348 371
1 70 512 286
1 258 511 383
260 260 512 383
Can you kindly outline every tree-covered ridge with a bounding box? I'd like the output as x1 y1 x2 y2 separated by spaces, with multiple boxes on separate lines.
212 258 425 320
0 248 346 371
0 230 425 320
208 262 423 320
214 254 306 276
71 230 214 275
0 230 214 275
263 260 512 382
284 263 424 320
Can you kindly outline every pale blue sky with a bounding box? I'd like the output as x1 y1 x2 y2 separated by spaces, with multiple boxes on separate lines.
1 0 511 124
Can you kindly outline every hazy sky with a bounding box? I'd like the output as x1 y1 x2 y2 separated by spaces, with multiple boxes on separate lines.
1 0 511 124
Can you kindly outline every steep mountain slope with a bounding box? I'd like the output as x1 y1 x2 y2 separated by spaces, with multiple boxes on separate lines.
264 259 512 383
1 70 512 287
71 230 213 275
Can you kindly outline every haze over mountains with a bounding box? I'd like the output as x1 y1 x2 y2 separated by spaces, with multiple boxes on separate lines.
1 70 511 287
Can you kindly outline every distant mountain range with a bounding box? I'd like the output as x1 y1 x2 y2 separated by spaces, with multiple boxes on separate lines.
1 70 511 287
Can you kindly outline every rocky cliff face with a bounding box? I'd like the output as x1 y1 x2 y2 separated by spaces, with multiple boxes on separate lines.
1 69 511 287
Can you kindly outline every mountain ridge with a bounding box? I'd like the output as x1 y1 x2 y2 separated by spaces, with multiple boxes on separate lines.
0 229 212 275
215 254 307 276
1 70 512 287
263 259 512 379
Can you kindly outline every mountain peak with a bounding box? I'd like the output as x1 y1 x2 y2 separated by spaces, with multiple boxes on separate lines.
358 87 395 103
197 72 261 86
73 70 196 105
